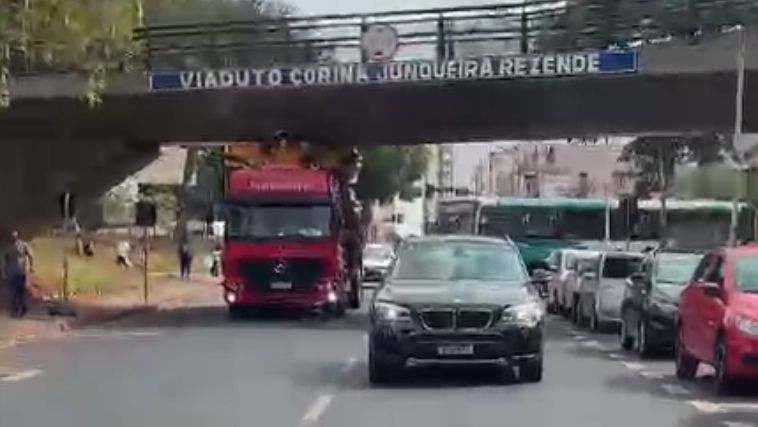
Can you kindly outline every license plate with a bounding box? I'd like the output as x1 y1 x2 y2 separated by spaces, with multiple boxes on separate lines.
437 344 474 356
270 282 293 290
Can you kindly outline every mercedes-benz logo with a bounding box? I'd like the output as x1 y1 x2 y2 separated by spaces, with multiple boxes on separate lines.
273 260 287 274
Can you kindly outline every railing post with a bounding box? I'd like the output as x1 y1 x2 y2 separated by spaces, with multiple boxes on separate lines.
520 4 529 54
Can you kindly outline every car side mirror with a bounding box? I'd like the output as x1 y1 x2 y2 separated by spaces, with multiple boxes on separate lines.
700 281 722 299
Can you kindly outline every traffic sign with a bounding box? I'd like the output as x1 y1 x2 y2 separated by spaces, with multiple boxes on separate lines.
361 24 399 62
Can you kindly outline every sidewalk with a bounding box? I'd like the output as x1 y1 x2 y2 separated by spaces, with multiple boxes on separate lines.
0 274 221 350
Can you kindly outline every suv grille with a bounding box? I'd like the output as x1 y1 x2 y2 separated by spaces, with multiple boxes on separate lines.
419 309 493 330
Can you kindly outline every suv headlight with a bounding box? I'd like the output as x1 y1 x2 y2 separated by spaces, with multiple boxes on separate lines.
735 315 758 337
373 301 411 322
501 302 543 327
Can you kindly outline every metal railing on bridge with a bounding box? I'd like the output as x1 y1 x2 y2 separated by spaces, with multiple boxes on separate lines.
6 0 758 75
134 0 758 72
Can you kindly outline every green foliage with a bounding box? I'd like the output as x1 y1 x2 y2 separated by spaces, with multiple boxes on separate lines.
619 134 726 197
536 0 758 52
355 146 430 204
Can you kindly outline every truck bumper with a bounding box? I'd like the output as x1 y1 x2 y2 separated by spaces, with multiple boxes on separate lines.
223 285 338 311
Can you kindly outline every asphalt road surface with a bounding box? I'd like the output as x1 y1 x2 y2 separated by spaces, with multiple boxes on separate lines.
2 291 758 427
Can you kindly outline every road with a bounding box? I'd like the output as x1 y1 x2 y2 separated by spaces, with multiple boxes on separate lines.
2 290 757 427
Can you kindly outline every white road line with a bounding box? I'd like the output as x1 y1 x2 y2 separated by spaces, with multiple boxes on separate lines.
722 421 757 427
660 384 691 396
572 335 587 341
580 340 601 348
716 402 758 411
72 330 163 339
1 369 43 383
688 400 723 414
301 393 334 425
639 371 666 380
0 339 16 350
621 361 646 371
340 357 358 374
607 353 623 359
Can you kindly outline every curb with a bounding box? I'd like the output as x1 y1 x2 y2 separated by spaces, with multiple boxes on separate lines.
64 305 159 330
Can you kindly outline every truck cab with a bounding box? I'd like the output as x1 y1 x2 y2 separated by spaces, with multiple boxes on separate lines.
220 165 361 317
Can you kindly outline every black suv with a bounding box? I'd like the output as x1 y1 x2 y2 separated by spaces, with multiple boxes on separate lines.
368 235 545 384
618 250 703 356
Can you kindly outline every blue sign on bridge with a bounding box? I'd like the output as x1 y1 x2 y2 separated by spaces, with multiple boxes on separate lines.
149 50 637 92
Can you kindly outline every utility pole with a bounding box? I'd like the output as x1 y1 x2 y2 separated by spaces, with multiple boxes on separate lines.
730 26 747 247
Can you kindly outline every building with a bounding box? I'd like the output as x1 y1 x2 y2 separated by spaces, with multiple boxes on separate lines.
483 138 635 198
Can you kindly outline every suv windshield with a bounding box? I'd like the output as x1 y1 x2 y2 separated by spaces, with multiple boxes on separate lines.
602 256 642 279
225 204 332 240
655 253 702 285
734 254 758 293
392 241 527 282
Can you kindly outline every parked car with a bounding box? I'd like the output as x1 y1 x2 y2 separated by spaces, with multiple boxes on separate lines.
676 245 758 393
619 250 703 356
368 235 544 384
577 252 644 331
363 243 395 282
546 249 595 315
569 253 602 324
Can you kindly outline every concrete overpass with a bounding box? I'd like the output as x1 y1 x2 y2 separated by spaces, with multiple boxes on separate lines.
1 18 757 233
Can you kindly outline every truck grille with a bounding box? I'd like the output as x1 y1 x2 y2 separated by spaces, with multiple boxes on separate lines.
419 309 493 330
239 259 326 291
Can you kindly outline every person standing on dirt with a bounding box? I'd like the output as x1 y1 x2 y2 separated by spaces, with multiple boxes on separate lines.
2 231 34 318
178 240 193 280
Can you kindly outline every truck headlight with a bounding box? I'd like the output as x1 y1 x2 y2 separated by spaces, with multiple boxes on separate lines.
735 315 758 337
501 302 542 327
374 301 411 322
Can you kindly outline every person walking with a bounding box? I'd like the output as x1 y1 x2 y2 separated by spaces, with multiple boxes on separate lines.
178 240 193 280
2 231 34 318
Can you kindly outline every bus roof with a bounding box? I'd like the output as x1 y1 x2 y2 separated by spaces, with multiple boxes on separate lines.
494 197 610 210
637 198 752 212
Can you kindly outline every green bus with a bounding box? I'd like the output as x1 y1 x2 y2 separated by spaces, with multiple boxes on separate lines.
477 197 612 266
611 198 756 249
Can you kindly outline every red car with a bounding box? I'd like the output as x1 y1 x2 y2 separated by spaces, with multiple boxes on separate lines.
676 245 758 393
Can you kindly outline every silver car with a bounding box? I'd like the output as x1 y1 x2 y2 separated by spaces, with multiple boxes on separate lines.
577 252 644 331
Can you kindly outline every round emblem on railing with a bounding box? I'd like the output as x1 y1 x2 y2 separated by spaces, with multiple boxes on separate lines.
361 24 399 62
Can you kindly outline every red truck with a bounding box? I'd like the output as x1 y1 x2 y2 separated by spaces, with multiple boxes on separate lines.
220 161 363 318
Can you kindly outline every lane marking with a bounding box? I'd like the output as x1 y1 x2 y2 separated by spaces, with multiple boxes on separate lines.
660 384 691 396
71 330 163 339
607 353 623 359
621 361 646 371
639 371 666 380
301 393 334 425
340 357 358 374
1 369 43 383
717 402 758 411
688 400 723 414
572 335 587 341
722 421 757 427
0 339 16 350
580 340 601 348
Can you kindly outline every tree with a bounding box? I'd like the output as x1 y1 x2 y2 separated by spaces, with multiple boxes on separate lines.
535 0 758 53
618 133 726 197
354 146 430 205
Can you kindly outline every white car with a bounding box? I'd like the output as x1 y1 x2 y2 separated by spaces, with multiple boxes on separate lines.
577 251 644 330
363 243 395 282
547 250 601 317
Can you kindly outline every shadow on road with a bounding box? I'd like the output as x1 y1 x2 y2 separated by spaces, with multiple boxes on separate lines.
93 305 370 332
346 363 522 390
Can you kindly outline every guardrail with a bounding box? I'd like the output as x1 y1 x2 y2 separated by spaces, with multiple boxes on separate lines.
135 0 758 71
6 0 758 74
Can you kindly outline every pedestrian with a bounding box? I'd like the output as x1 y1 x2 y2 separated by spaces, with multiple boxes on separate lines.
116 240 132 268
2 231 34 318
210 242 222 277
179 240 193 280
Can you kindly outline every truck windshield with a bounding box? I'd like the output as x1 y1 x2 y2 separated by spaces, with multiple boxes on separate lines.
225 204 332 240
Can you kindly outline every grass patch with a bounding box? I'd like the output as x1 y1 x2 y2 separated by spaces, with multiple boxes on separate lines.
30 236 204 298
